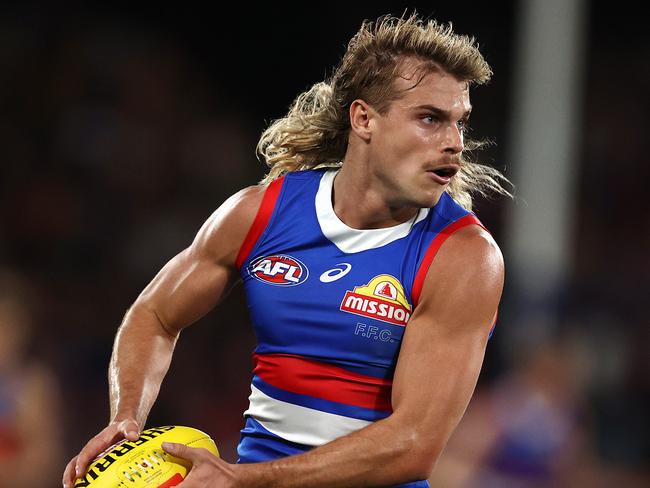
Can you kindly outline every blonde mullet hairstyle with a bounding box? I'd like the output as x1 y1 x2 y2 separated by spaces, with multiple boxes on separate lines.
256 12 512 210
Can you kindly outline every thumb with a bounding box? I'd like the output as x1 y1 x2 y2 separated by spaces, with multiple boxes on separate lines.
118 419 140 441
162 442 194 460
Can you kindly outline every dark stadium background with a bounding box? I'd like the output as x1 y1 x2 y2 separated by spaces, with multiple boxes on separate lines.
1 1 647 486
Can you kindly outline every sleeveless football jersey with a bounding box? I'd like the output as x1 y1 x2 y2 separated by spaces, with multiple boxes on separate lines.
234 168 493 487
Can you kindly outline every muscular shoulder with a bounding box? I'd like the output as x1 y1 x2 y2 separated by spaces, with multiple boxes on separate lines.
415 224 504 330
189 184 267 269
435 224 504 279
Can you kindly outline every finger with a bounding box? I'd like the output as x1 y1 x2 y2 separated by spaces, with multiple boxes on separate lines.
62 455 78 488
75 428 121 478
162 442 203 463
75 438 105 478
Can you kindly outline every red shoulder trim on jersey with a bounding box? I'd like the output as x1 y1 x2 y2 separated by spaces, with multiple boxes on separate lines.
235 176 285 271
411 214 486 307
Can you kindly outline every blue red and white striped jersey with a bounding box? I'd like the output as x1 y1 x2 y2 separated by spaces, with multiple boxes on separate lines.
234 168 491 485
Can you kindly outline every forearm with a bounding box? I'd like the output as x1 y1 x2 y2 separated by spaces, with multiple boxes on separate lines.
236 414 435 488
108 304 178 426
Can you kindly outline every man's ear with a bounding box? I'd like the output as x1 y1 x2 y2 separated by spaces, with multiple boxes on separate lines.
349 99 375 142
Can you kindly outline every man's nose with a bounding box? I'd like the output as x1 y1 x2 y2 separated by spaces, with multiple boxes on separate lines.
443 124 464 154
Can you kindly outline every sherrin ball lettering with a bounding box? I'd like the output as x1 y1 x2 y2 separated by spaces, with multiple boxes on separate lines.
74 425 219 487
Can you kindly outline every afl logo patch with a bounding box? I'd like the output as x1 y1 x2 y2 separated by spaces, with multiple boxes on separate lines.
248 255 309 286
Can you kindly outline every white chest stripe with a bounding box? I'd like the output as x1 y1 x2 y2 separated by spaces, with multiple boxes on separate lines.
244 384 371 446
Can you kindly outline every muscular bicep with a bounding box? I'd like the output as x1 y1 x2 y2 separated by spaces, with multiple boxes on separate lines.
132 185 265 335
391 225 504 460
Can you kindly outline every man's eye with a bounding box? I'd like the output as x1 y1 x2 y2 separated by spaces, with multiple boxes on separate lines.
457 120 469 132
423 115 437 123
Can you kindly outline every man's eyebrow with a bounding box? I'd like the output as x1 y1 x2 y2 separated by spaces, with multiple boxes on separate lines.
414 104 472 119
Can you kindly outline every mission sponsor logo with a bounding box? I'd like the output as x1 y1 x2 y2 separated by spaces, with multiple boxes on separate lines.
248 254 309 286
340 274 412 326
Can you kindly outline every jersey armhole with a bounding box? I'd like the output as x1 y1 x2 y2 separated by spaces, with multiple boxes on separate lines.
411 213 499 337
235 176 285 271
411 214 486 307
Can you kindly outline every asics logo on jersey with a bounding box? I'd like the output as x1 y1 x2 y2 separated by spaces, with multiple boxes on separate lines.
319 263 352 283
249 255 309 286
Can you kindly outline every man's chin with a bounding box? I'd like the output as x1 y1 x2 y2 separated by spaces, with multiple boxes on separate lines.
414 188 444 209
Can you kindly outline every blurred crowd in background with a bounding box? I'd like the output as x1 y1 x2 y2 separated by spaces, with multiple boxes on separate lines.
0 2 647 487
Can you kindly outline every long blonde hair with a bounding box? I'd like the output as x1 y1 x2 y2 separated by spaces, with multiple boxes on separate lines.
256 12 512 210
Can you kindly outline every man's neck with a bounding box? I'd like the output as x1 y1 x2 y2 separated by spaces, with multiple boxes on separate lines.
331 160 419 230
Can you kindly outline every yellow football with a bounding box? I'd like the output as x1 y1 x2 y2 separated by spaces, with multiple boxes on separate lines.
74 425 219 488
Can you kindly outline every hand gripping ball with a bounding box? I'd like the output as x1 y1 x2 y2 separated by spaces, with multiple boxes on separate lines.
74 425 219 488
